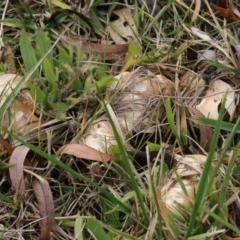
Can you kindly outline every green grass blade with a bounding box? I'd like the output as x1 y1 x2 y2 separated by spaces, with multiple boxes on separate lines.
2 126 131 214
87 217 143 240
202 116 240 196
0 18 37 29
20 28 39 78
184 97 227 239
219 136 240 206
0 192 13 204
74 216 84 240
87 218 111 240
0 30 62 119
96 87 149 224
203 207 240 234
35 29 53 63
165 98 181 143
43 58 58 101
58 45 73 67
195 117 240 133
142 0 175 34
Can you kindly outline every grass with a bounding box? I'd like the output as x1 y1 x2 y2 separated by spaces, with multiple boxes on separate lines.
0 0 240 239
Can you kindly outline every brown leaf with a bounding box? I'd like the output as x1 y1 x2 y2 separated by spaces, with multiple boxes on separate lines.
9 146 31 199
0 134 14 154
211 4 240 21
217 0 227 8
234 44 240 75
221 234 240 240
32 179 54 240
58 143 113 162
188 107 213 152
60 35 128 61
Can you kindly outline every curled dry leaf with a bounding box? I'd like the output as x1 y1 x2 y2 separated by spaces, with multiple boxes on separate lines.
60 35 128 61
9 145 31 199
32 179 54 240
58 143 113 162
211 2 240 21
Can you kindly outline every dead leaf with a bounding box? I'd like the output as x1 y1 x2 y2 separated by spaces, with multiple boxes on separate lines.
211 3 240 21
32 179 54 240
217 0 227 8
58 143 113 162
0 133 14 154
234 44 240 75
188 107 213 152
60 35 128 61
9 146 31 199
222 234 240 239
106 8 139 45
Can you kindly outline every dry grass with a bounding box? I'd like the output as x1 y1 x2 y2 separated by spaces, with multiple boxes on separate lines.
0 0 240 239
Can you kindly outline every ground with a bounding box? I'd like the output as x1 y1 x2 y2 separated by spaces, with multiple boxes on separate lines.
0 0 240 239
